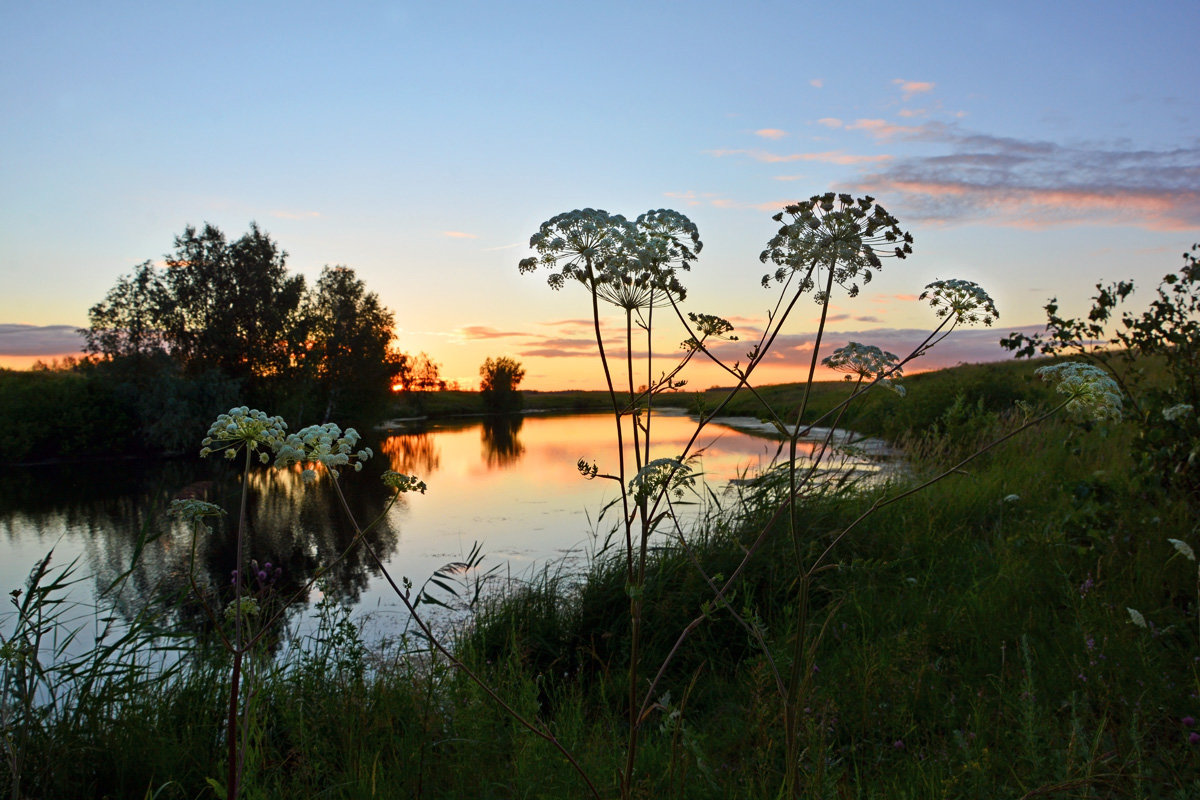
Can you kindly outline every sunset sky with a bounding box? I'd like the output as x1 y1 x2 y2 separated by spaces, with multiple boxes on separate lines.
2 1 1197 390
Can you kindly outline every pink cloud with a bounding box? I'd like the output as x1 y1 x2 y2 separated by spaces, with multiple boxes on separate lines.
861 178 1200 231
810 79 823 88
442 231 478 239
847 119 921 139
455 325 530 340
893 79 935 100
816 118 843 128
755 128 788 140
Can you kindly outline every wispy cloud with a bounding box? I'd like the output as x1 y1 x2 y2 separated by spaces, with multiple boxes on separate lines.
442 231 478 239
755 128 788 140
455 325 530 340
481 242 522 251
0 324 86 356
810 79 823 89
847 118 921 140
844 122 1200 230
893 79 935 100
816 118 843 129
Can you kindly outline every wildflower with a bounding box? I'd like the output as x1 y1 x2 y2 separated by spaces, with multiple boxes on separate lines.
1169 538 1197 562
1127 607 1148 629
1183 716 1196 727
821 342 904 394
681 313 737 353
223 597 260 624
200 407 288 462
629 457 696 503
274 423 372 478
1163 403 1194 422
1191 732 1200 745
596 209 701 308
381 471 427 493
168 499 226 528
920 279 999 326
760 193 912 296
519 209 638 292
1003 494 1020 504
519 208 702 310
1035 362 1123 421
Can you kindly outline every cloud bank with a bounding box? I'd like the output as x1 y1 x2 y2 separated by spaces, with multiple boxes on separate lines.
846 122 1200 230
0 324 86 356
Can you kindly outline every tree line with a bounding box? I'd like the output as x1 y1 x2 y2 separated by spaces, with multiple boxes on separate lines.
1 223 447 460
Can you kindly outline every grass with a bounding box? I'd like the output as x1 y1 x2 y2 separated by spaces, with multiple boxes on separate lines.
5 358 1200 798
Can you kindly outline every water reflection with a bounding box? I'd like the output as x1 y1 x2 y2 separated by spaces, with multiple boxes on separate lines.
378 432 441 476
0 457 405 636
1 412 894 645
481 415 525 468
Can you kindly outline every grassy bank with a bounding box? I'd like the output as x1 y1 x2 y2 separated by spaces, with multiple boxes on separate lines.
5 360 1199 798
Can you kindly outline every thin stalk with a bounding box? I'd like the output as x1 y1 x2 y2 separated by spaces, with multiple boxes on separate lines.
326 477 602 800
226 447 253 800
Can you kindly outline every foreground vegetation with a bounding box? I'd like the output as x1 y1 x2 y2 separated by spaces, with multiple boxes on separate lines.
4 368 1197 798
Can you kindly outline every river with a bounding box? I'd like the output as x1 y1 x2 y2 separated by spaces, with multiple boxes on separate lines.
0 410 893 647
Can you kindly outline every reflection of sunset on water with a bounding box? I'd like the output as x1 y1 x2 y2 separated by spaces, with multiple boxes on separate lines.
0 411 891 647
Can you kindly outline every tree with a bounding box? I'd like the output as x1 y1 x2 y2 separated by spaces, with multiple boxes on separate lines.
157 223 307 386
479 356 526 412
85 223 307 398
392 352 445 392
83 223 404 432
305 266 401 422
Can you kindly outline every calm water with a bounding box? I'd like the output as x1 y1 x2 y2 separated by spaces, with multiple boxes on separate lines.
0 411 888 645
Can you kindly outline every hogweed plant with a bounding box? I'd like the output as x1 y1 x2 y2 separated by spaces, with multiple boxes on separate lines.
519 194 1123 799
174 407 419 800
179 407 604 800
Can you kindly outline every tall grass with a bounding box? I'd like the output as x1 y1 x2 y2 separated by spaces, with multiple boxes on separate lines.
4 367 1198 798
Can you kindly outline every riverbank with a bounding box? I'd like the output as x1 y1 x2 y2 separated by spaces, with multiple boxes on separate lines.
7 354 1198 798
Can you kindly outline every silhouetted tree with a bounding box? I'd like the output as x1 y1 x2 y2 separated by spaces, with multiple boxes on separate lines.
479 356 526 412
305 265 401 423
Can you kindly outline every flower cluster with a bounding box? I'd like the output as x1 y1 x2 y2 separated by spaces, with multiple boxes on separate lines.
381 471 428 493
519 208 637 291
1163 403 1194 422
518 208 702 310
821 341 905 394
274 423 373 482
223 596 261 624
920 279 998 326
169 499 226 534
681 312 737 353
200 407 288 462
629 457 696 503
759 193 912 296
1035 361 1123 421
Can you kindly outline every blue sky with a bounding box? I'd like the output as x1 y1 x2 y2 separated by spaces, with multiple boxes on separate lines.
2 0 1197 389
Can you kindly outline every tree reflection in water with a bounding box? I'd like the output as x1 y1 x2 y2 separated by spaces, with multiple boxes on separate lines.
377 431 441 476
0 455 405 638
481 415 525 469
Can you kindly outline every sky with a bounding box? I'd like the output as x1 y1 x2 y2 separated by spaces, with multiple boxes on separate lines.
2 0 1197 391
